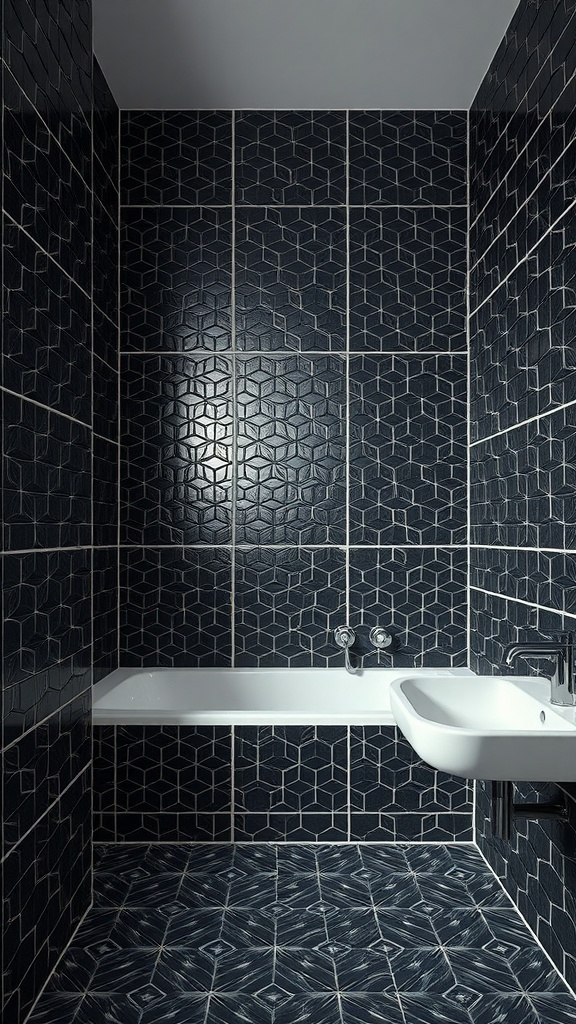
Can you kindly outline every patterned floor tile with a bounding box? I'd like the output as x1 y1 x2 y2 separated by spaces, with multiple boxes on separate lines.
220 909 276 948
377 909 439 948
445 948 522 993
153 949 216 993
164 909 226 948
140 995 209 1024
428 908 494 947
319 875 373 908
276 910 329 948
274 949 339 992
368 873 423 909
334 949 396 992
325 909 381 948
212 948 276 992
360 846 410 873
205 993 274 1024
274 994 343 1024
400 993 472 1024
27 995 82 1023
340 992 404 1024
466 995 540 1024
75 994 143 1024
389 948 456 993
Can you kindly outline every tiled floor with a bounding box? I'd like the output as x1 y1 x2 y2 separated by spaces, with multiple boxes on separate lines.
31 843 576 1023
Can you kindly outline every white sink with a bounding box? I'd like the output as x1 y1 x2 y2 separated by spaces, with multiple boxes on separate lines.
390 674 576 781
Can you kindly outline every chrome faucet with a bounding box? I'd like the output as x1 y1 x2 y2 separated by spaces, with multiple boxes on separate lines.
503 634 575 706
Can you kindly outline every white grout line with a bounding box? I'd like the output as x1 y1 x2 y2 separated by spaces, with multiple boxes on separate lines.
0 764 91 864
345 109 351 629
118 349 465 357
0 384 93 429
230 110 237 670
469 585 576 622
469 393 576 447
466 106 471 675
22 892 94 1024
117 103 122 672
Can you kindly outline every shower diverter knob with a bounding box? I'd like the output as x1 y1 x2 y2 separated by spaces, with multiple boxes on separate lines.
369 627 393 649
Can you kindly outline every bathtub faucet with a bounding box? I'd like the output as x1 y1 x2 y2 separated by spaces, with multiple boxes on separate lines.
334 626 360 675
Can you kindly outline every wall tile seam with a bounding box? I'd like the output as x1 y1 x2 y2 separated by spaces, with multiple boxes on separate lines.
117 102 123 678
21 897 94 1024
93 341 121 374
1 60 93 190
229 108 237 674
470 545 576 555
470 196 576 317
0 385 94 430
469 585 576 623
119 204 469 210
95 304 119 333
469 6 576 215
2 682 94 756
2 546 110 555
93 432 119 446
2 213 95 308
0 762 92 866
120 107 470 112
469 393 576 448
118 350 469 357
94 153 119 196
116 544 470 550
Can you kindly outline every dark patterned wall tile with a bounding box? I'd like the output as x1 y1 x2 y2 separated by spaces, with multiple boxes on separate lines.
3 222 91 424
121 208 231 352
234 813 348 843
236 354 346 544
471 213 576 442
349 548 467 667
349 726 471 815
470 406 576 550
349 355 467 545
235 548 346 667
119 548 232 667
3 0 92 180
235 110 346 205
115 812 232 843
94 197 119 324
349 208 467 352
93 726 116 818
3 71 91 292
235 726 347 813
349 111 467 206
93 548 119 684
2 771 91 1023
3 394 91 551
350 812 473 843
114 727 232 814
471 547 576 617
94 305 118 367
93 356 119 443
3 691 91 851
121 355 232 545
2 549 92 745
121 110 232 205
94 57 119 196
93 436 119 547
236 207 346 352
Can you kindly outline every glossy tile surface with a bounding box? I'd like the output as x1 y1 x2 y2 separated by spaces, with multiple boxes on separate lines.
31 843 575 1024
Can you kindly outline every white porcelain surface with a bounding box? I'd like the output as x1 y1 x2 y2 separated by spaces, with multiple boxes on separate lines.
390 674 576 781
92 666 473 726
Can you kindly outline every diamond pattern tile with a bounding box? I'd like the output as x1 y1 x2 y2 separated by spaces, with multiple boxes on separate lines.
93 548 119 686
349 207 467 351
235 111 346 205
121 208 232 352
236 207 346 352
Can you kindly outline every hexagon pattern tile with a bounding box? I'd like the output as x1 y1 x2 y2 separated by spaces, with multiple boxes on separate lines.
236 355 346 545
121 355 233 546
349 111 467 206
121 110 232 205
119 548 232 667
349 355 467 545
121 208 232 352
236 208 346 352
349 207 467 351
235 548 346 667
235 111 346 205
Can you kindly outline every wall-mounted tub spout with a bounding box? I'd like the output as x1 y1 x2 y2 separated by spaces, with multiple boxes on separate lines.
334 626 361 675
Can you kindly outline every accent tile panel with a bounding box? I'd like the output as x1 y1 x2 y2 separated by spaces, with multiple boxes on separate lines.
119 547 232 667
235 726 347 813
348 111 467 206
3 393 92 551
121 208 232 353
235 207 346 352
2 548 92 745
3 221 92 423
235 548 346 667
471 547 576 618
349 207 467 351
121 110 233 205
349 355 467 545
235 110 346 206
236 354 346 545
3 70 91 292
93 548 119 684
121 354 233 546
349 548 467 667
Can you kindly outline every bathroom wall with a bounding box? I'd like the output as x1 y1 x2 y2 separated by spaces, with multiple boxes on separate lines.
119 109 468 671
1 2 119 1019
469 0 576 990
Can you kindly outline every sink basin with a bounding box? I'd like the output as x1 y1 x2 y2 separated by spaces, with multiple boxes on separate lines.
390 674 576 781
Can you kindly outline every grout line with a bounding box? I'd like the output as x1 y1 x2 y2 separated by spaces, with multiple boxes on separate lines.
22 892 94 1024
469 394 576 447
230 725 235 843
0 385 92 429
118 349 466 358
466 106 471 676
2 684 94 754
2 210 93 305
230 109 237 670
120 203 469 210
117 102 122 672
469 585 576 622
345 108 351 629
0 764 91 864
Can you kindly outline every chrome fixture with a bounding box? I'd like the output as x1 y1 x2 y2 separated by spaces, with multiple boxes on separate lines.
503 634 575 706
369 626 392 650
334 625 357 650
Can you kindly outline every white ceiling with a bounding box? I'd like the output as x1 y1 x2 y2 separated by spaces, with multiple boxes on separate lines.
93 0 520 110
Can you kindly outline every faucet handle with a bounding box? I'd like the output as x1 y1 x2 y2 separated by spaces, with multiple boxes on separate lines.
369 626 393 650
334 625 356 649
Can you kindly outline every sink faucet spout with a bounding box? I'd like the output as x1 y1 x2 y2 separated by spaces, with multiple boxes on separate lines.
503 635 575 707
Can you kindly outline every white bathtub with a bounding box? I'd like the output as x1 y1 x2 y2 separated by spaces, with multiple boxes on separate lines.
92 667 474 726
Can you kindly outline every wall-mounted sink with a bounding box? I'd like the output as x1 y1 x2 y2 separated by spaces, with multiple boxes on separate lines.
390 674 576 781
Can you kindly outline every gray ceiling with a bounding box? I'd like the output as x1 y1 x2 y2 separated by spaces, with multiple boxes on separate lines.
93 0 520 110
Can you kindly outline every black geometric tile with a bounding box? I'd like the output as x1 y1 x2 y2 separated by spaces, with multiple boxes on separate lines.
349 548 467 667
3 221 91 424
349 726 472 814
120 547 232 667
349 355 467 545
121 110 232 205
93 305 119 366
349 208 467 351
470 547 576 618
93 358 119 443
235 208 346 352
3 393 91 550
121 355 233 545
235 111 346 205
121 208 232 352
114 813 231 844
94 58 119 200
236 355 346 545
349 111 467 206
234 548 346 667
350 813 473 843
235 726 347 814
2 548 92 745
93 548 119 684
93 197 119 324
233 813 348 842
3 70 91 293
3 0 92 180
